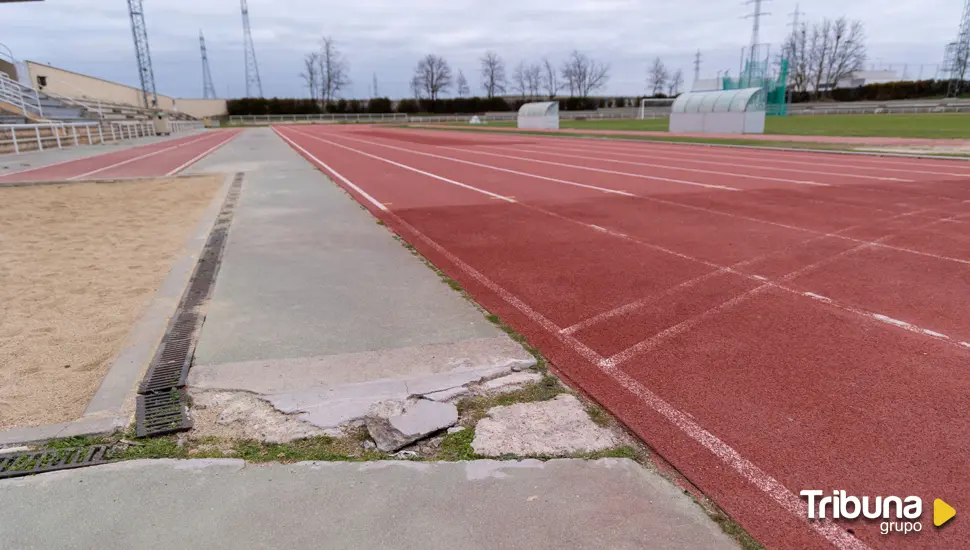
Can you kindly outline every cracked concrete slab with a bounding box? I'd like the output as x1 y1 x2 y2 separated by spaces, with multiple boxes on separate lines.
0 459 739 549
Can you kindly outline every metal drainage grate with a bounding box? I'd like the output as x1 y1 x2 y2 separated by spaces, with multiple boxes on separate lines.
136 389 193 438
0 445 115 480
134 173 244 437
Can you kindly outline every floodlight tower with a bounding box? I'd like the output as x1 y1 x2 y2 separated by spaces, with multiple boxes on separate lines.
127 0 158 108
200 30 217 99
241 0 263 97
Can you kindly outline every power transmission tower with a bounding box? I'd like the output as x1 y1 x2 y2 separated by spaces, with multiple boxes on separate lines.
127 0 158 109
373 73 379 98
200 30 217 99
240 0 263 97
743 0 771 87
945 0 970 97
693 50 702 86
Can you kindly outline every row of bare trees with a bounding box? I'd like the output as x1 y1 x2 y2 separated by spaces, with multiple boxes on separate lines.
782 16 866 98
300 36 350 107
479 51 610 100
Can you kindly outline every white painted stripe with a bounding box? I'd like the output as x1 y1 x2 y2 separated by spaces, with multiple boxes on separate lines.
752 275 768 281
165 131 242 176
961 342 970 348
443 146 742 191
490 144 832 186
67 132 217 180
803 292 833 303
272 141 868 549
272 127 388 211
870 314 954 341
316 131 637 197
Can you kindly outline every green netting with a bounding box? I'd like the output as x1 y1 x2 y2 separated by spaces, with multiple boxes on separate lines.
722 58 789 116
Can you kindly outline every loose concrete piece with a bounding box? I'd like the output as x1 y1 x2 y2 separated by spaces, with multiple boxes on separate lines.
473 394 618 457
365 398 458 452
481 372 543 394
0 459 739 549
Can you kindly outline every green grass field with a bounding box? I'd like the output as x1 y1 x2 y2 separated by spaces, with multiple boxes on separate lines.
478 113 970 139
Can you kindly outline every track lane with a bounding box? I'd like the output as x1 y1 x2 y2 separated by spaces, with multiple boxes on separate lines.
276 125 970 550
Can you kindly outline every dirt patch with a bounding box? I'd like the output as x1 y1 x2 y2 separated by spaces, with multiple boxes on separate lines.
0 176 224 430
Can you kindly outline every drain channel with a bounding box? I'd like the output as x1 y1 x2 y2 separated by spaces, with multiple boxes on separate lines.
135 173 244 437
0 445 116 480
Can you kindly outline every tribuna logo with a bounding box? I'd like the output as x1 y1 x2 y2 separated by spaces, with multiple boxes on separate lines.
801 491 924 535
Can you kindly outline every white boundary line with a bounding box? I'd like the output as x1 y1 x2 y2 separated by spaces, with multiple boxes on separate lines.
165 130 243 176
272 124 870 550
67 132 218 180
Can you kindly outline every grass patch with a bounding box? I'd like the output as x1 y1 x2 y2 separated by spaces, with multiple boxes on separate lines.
456 375 566 425
437 428 479 461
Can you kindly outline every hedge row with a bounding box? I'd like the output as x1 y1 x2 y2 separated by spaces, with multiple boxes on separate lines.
792 79 967 103
226 96 614 116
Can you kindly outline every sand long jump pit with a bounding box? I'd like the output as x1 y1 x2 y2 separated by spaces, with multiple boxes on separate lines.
0 175 225 432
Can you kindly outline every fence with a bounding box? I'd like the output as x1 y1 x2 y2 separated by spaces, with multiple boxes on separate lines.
230 109 661 125
0 74 43 119
0 120 205 155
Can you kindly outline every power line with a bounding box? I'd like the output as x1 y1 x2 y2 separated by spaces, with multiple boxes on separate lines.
200 30 217 99
127 0 157 109
241 0 263 97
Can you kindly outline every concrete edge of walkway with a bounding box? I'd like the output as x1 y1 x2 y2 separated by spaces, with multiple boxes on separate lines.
0 172 236 448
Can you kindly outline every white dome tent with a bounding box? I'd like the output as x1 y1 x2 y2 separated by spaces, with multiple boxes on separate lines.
517 101 559 130
668 88 767 134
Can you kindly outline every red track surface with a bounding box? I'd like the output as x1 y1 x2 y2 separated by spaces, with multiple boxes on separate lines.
0 130 241 183
274 124 969 549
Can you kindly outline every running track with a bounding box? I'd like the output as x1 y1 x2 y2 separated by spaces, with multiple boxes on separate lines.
0 129 241 183
274 124 969 549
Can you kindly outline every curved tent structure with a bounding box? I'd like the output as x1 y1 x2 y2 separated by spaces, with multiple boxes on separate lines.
669 88 766 134
517 101 559 130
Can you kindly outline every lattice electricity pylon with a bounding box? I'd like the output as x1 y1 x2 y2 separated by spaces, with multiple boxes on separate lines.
947 0 970 97
241 0 263 98
127 0 158 109
200 30 217 99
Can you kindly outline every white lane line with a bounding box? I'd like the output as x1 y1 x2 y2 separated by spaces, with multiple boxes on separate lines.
804 292 833 303
441 146 742 191
328 131 970 268
165 131 243 176
872 314 952 342
304 131 635 197
485 144 832 186
272 131 869 550
284 128 516 203
542 140 966 179
67 132 218 180
273 127 388 211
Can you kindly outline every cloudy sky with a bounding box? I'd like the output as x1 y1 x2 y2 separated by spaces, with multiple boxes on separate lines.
0 0 960 99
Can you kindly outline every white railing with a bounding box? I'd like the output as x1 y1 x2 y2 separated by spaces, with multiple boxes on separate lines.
229 113 408 125
0 74 43 119
1 119 205 155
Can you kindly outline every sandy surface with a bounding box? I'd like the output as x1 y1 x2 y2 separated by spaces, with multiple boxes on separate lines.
0 176 223 430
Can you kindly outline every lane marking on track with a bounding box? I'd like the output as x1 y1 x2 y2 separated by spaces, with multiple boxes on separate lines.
319 130 970 268
273 128 388 211
481 144 832 186
532 139 965 179
273 126 869 550
804 292 833 303
166 131 243 175
438 146 742 191
872 314 952 341
292 127 970 355
67 132 220 180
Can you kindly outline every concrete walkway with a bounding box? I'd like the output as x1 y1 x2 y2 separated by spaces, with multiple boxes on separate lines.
0 129 208 177
0 459 738 549
182 128 534 431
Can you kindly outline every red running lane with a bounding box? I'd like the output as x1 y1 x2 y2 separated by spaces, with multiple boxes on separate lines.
275 124 970 550
0 130 241 183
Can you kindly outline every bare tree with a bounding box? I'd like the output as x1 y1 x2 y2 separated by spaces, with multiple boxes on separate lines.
480 51 507 98
560 51 610 97
413 54 453 102
647 57 669 96
456 69 470 97
511 61 527 97
525 63 542 99
319 36 349 108
541 57 560 98
805 17 866 98
781 22 810 93
667 69 684 96
300 52 319 102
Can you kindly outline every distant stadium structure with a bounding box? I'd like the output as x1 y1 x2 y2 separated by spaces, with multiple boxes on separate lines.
668 88 766 134
517 101 559 130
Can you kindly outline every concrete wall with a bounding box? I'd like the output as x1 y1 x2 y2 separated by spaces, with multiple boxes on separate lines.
0 59 16 80
24 61 227 118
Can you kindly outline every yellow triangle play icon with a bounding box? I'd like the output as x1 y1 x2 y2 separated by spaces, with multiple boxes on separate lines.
934 499 956 527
